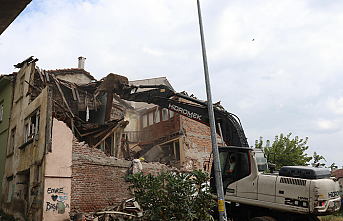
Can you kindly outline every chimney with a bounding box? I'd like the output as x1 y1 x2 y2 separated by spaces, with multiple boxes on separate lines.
78 56 86 69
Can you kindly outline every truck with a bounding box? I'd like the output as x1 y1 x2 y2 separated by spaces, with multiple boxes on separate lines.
103 74 341 221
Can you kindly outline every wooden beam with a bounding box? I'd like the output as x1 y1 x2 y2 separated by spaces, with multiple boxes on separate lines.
44 70 50 82
105 92 113 122
93 124 115 138
93 120 127 149
52 99 85 123
51 74 75 118
71 85 77 101
75 87 81 103
79 127 103 137
36 66 45 86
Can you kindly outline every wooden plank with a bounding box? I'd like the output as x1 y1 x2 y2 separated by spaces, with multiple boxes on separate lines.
115 127 124 158
51 74 75 117
52 99 85 123
71 84 77 101
75 87 81 103
36 66 45 85
93 120 126 149
44 70 50 82
80 128 103 137
105 93 113 122
93 94 97 111
93 124 115 138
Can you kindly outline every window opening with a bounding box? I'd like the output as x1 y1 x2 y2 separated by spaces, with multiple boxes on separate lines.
154 109 160 123
162 108 169 121
169 110 174 118
24 110 40 143
9 127 16 154
142 114 147 128
148 112 153 126
0 103 3 121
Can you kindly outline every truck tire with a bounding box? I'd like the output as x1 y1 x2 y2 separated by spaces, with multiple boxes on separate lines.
251 216 277 221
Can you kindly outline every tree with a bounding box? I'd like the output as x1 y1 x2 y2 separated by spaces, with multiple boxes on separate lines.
255 133 312 170
125 169 216 220
311 151 326 167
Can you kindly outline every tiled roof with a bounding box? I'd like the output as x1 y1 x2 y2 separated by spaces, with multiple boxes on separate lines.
332 169 343 178
47 68 96 80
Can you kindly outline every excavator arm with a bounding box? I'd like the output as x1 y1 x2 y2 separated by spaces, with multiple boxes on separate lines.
119 83 249 147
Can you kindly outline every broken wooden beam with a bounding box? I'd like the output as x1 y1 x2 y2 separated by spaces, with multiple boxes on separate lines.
104 92 113 122
51 74 75 118
93 120 128 149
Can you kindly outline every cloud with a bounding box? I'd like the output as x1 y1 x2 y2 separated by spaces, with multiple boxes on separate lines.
1 0 343 166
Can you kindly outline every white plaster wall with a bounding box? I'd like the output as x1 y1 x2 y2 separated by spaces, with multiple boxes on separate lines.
43 118 73 221
43 178 71 220
45 119 73 177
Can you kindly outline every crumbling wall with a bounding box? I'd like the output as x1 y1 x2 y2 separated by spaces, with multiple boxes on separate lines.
71 137 172 213
43 118 73 221
181 115 223 171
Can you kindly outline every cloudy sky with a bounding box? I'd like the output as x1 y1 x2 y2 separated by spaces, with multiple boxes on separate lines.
1 0 343 167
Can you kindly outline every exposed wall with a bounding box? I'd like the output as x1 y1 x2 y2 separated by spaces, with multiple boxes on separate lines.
181 115 223 171
71 137 173 213
0 77 12 203
53 70 94 85
43 118 73 221
1 62 50 221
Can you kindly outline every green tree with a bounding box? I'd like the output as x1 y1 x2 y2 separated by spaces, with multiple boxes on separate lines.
311 151 326 167
255 133 312 170
125 169 215 220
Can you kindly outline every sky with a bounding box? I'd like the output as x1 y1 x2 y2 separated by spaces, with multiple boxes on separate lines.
1 0 343 167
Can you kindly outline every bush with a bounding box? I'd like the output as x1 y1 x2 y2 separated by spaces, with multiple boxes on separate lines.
125 169 216 220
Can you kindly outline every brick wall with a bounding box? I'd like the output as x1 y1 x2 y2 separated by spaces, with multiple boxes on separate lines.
71 137 175 213
181 116 223 171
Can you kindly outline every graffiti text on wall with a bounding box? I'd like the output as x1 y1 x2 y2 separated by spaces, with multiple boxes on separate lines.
46 186 69 214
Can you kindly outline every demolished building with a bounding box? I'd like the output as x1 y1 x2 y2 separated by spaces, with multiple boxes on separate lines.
0 57 221 220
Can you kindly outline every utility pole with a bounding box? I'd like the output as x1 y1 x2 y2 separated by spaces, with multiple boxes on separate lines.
196 1 227 221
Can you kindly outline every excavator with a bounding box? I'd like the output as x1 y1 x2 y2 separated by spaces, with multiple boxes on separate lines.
100 74 341 221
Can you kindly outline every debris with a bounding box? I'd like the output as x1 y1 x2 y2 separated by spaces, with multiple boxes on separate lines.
142 145 164 162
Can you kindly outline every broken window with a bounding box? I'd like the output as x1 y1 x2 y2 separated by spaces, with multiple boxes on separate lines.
24 110 40 143
162 108 169 121
9 127 15 154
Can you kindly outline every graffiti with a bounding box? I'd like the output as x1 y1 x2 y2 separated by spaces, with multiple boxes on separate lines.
47 187 64 194
46 201 69 213
11 184 15 199
51 195 58 201
59 195 68 202
45 186 69 214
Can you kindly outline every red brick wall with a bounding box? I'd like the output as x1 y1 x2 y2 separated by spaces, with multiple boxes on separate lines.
71 138 132 212
181 115 223 172
71 137 174 213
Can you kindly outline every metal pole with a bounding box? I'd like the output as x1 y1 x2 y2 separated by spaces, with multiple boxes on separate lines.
196 1 227 220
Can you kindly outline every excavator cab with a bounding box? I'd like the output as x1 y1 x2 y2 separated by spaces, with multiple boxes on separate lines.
210 146 252 195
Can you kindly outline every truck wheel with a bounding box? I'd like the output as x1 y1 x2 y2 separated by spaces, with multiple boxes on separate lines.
251 216 277 221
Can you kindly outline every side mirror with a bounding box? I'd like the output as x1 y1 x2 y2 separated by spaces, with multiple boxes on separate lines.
268 163 276 173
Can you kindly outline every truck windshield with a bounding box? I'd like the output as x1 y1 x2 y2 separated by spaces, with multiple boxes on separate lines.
255 152 268 172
